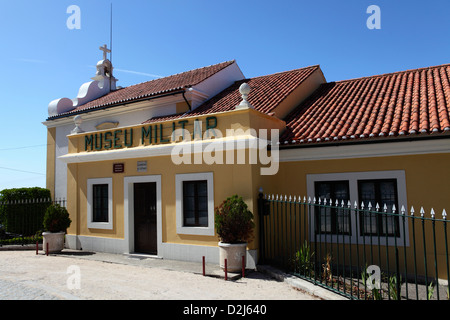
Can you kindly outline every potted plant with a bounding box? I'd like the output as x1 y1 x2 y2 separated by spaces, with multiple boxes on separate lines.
215 195 255 272
42 204 72 253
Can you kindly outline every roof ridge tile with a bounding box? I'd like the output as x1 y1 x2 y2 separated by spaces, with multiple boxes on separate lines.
335 63 450 84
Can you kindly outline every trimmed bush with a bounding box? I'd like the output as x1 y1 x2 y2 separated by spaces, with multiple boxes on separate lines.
214 195 255 244
43 204 71 233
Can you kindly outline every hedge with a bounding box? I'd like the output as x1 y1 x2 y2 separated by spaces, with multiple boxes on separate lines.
0 187 52 236
0 235 43 246
0 187 51 202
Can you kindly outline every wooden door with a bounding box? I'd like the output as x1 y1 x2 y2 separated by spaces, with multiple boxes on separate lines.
134 182 157 254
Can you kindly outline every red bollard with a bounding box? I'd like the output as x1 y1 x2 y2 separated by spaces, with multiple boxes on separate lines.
202 256 205 276
242 255 245 278
224 259 228 281
36 241 38 255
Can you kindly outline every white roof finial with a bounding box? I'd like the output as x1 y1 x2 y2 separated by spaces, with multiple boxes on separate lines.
71 115 84 134
236 82 254 110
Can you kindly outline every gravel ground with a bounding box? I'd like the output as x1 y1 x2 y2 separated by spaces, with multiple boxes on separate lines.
0 251 319 300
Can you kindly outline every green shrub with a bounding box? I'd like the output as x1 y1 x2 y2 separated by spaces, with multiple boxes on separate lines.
0 187 52 236
43 204 71 233
214 195 255 244
0 235 43 246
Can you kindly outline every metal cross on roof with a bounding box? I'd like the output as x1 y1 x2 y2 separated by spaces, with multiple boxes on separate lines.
99 44 111 60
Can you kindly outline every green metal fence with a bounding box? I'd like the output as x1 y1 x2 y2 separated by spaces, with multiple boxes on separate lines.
0 198 66 245
258 193 450 300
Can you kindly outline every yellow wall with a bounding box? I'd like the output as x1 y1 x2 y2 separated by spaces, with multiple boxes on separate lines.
176 100 191 114
263 153 450 215
67 155 258 246
260 152 450 279
46 127 56 199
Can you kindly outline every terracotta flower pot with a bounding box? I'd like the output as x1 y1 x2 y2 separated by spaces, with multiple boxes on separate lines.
218 242 247 272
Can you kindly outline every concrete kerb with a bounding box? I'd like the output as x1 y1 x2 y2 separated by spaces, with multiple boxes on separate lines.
0 244 42 251
256 265 348 300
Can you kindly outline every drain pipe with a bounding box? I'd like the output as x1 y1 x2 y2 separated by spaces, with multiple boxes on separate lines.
182 88 192 111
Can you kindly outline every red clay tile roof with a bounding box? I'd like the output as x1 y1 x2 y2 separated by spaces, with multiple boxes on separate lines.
281 63 450 145
47 60 236 119
143 65 320 123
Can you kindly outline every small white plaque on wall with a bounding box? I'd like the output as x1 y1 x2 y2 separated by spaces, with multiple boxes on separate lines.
137 161 147 172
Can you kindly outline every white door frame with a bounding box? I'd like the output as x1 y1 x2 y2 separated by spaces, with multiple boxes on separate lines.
124 175 162 255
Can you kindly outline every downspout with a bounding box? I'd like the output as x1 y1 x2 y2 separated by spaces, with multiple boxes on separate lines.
182 88 192 111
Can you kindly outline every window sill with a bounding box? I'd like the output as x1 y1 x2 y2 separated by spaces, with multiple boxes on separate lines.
87 222 113 230
176 225 215 236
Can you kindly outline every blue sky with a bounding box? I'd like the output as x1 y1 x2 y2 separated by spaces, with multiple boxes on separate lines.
0 0 449 192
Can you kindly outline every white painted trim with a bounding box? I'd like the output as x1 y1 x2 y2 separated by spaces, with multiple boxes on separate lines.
58 135 262 163
175 172 215 236
306 170 409 246
60 136 450 164
280 139 450 162
123 175 162 255
87 178 113 230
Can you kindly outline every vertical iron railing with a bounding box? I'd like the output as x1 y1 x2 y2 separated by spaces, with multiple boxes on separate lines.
0 198 66 246
259 192 450 300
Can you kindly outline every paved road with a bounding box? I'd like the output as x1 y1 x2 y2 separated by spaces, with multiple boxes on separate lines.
0 250 320 301
0 278 62 300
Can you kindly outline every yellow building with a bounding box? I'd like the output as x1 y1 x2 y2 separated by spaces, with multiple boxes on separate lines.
43 48 450 273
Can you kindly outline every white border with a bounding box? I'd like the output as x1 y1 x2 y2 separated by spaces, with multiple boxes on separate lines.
280 139 450 162
87 178 113 230
175 172 215 236
123 175 162 255
306 170 409 246
58 136 261 163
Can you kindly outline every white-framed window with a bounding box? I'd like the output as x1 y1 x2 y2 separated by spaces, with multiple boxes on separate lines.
175 172 214 236
306 170 409 246
87 178 113 230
